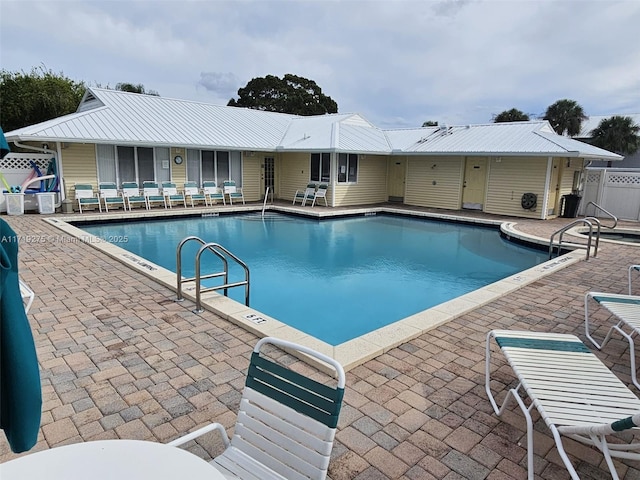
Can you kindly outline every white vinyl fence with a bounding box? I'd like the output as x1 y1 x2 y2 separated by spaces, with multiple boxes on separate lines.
580 168 640 221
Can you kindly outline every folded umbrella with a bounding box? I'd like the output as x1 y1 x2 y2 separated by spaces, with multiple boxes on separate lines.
1 218 42 453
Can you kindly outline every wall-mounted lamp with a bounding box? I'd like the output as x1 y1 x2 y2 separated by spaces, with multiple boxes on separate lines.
42 143 49 150
566 159 571 167
431 164 437 169
495 157 502 163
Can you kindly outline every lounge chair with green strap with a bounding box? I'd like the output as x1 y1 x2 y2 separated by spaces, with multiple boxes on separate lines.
486 329 640 480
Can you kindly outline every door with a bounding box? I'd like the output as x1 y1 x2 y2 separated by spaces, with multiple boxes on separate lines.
547 158 561 215
388 157 406 201
262 157 275 200
462 157 487 209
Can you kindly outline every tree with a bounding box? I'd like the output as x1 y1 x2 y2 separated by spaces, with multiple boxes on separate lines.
0 66 86 132
589 116 640 156
115 82 159 96
228 74 338 115
493 108 530 123
422 120 438 127
543 99 587 136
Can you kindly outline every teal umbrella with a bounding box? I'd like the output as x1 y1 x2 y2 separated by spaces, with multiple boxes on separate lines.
0 219 42 452
0 127 9 159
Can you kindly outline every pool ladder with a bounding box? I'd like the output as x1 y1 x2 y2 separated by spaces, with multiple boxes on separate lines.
549 218 601 261
175 236 250 313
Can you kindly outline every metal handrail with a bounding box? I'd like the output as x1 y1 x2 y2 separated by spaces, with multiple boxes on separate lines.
195 243 250 313
175 236 250 312
549 218 599 260
261 186 270 217
585 201 618 229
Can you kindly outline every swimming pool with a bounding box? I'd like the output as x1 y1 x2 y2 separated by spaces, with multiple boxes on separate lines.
80 212 546 345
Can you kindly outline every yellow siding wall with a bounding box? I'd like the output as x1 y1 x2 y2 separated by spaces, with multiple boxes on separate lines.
278 152 313 203
333 155 387 206
404 156 464 209
484 157 547 218
242 156 262 202
559 157 584 195
170 147 187 187
60 144 98 200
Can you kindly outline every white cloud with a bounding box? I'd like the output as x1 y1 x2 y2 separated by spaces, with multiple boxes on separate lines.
1 0 639 127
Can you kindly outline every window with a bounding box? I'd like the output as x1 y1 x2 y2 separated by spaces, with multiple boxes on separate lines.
200 150 242 186
311 153 330 183
137 147 154 183
338 153 358 183
186 149 201 185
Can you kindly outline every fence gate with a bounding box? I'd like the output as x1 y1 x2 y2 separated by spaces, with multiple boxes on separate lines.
581 168 640 221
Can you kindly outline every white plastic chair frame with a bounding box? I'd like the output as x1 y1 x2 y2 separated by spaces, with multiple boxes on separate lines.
486 329 640 480
98 182 125 212
585 291 640 389
310 184 328 207
161 182 186 208
168 337 346 480
121 182 148 211
75 184 102 213
630 265 640 295
142 181 167 209
203 181 225 205
183 182 209 207
223 180 244 205
293 183 316 206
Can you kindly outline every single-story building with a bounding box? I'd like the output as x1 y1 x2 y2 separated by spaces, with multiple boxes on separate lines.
1 87 622 219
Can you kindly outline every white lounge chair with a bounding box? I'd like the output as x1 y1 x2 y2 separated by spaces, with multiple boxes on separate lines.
486 329 640 480
168 337 346 480
183 182 209 207
585 291 640 389
309 183 328 207
203 181 225 205
161 181 186 208
74 184 101 213
121 182 148 210
223 180 244 205
98 182 125 212
143 181 167 209
293 183 316 206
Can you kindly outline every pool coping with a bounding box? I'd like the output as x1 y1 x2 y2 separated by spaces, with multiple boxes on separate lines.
44 206 585 371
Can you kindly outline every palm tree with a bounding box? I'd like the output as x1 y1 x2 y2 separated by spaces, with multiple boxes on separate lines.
590 116 640 155
493 108 530 123
543 99 587 136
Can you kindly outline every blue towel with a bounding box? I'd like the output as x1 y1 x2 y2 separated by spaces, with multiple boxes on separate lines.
1 219 42 453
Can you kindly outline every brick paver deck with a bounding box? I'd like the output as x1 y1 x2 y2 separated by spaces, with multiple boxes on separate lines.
1 206 639 479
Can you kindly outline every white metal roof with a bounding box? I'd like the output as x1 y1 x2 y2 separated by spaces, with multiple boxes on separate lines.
4 88 622 160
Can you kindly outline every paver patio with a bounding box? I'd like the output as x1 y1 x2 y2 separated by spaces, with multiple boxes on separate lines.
1 204 639 479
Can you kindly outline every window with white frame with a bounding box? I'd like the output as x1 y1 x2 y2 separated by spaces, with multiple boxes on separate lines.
338 153 358 183
198 150 243 186
311 153 330 183
96 145 170 186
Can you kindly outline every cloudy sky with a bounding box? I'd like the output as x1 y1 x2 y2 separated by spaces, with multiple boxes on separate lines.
1 0 639 129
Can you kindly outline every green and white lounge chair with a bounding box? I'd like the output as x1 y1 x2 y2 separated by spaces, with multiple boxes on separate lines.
161 181 186 208
183 182 209 207
293 183 316 206
203 181 225 205
121 182 148 210
168 337 346 480
585 291 640 389
143 181 167 209
74 184 101 213
223 180 244 205
98 182 125 212
486 329 640 480
309 183 328 207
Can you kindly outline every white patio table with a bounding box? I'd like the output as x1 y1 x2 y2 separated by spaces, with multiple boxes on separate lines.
1 439 223 480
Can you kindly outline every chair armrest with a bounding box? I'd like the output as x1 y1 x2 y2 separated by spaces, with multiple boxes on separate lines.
166 422 230 448
558 413 640 436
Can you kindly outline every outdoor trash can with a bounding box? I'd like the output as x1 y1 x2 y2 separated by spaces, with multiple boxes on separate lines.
36 192 56 214
561 194 581 218
5 193 25 215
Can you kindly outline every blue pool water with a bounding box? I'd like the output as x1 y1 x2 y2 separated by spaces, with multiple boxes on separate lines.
81 213 546 345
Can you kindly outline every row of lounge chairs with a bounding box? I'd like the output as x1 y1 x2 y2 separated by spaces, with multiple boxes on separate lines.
487 264 640 479
75 180 244 212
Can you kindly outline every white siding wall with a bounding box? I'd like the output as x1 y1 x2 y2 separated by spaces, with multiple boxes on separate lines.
404 156 463 210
